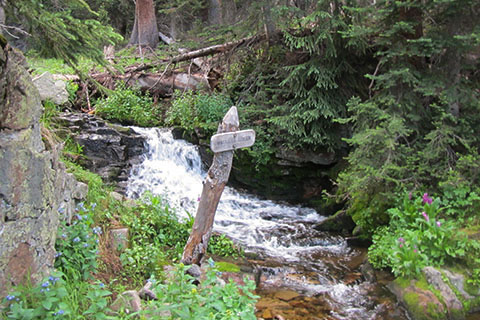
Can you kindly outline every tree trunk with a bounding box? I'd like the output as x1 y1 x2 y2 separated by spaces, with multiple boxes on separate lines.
181 107 239 265
208 0 222 25
129 0 159 47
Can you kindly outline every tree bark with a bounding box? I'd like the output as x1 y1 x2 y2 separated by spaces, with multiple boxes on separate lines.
181 107 239 265
129 0 159 47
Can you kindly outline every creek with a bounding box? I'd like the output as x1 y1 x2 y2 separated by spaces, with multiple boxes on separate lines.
126 127 408 320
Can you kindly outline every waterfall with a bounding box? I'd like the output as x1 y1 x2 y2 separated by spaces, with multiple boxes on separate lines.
126 127 405 320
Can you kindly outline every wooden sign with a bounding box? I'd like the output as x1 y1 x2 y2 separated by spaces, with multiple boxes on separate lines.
210 129 256 153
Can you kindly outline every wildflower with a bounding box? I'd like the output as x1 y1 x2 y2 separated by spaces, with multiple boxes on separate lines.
191 288 197 294
53 309 65 316
91 203 97 209
436 221 442 227
99 283 105 288
58 207 65 214
422 193 433 205
399 244 404 248
208 259 215 267
73 237 80 242
422 211 429 222
6 295 15 301
197 197 201 202
92 227 102 235
54 252 62 258
42 281 50 288
61 233 67 239
75 214 83 220
95 239 99 244
398 237 405 243
83 243 89 248
408 192 412 200
413 249 418 253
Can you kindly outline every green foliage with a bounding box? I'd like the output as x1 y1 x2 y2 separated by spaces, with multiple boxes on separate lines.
336 0 480 231
119 193 192 280
368 192 476 278
145 261 258 319
95 83 160 127
6 0 123 67
208 234 243 258
1 272 111 320
61 158 105 204
166 91 232 133
55 203 100 281
40 100 60 129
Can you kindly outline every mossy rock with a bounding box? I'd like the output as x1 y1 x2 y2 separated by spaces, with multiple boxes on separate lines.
390 278 447 320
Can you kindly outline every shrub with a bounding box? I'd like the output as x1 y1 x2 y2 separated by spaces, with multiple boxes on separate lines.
369 192 472 278
165 91 232 133
95 83 160 127
145 261 258 320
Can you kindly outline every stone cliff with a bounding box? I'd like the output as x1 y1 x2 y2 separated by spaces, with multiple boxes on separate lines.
0 45 86 296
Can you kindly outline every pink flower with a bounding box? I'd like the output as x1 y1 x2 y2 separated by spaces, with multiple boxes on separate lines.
408 192 413 200
399 244 404 248
422 193 433 205
413 249 418 253
422 211 429 222
436 221 441 227
398 237 405 243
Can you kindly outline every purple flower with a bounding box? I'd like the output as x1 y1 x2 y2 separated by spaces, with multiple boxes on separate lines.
398 237 405 243
422 211 429 222
422 193 433 205
6 295 15 301
436 221 441 227
42 281 50 288
99 283 105 288
83 243 89 248
73 237 80 242
61 233 67 239
54 252 62 258
53 309 65 316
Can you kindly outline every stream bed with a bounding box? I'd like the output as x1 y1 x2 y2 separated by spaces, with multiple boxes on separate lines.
126 127 408 320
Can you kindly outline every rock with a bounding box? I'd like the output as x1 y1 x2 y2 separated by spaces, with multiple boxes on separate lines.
109 228 129 253
442 269 474 300
262 308 273 319
313 211 355 234
423 267 464 319
0 46 86 296
53 112 146 194
275 147 336 166
72 182 88 200
274 290 300 302
360 261 377 283
388 279 447 320
32 72 69 105
186 264 202 278
109 290 142 315
139 281 158 301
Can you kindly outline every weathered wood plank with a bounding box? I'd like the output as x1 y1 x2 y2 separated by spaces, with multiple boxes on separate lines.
181 106 239 265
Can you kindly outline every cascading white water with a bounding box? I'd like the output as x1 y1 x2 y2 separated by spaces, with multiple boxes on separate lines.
126 127 403 320
127 128 345 261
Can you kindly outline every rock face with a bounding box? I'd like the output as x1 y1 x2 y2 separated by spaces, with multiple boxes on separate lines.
0 45 86 296
53 113 146 193
389 267 480 320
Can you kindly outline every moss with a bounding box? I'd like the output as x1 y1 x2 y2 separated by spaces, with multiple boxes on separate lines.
395 277 412 289
215 262 241 273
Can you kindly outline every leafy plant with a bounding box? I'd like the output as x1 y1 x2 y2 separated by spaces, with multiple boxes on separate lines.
208 234 243 258
55 202 101 281
166 90 232 133
145 261 258 320
1 272 112 319
95 83 160 127
369 192 473 277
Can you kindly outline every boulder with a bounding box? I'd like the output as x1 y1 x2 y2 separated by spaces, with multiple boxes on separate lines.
32 72 69 105
423 267 464 320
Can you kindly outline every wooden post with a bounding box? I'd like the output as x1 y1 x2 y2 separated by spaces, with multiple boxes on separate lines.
181 106 239 265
